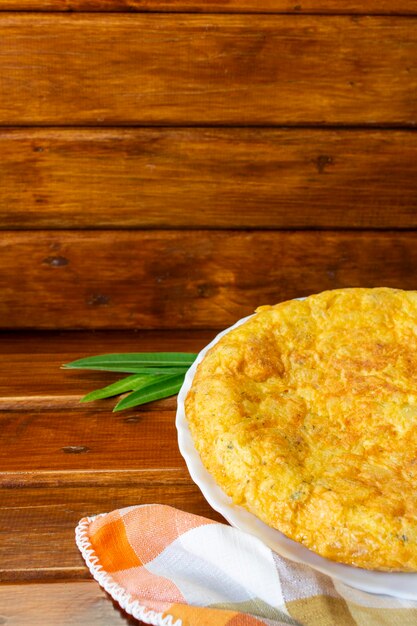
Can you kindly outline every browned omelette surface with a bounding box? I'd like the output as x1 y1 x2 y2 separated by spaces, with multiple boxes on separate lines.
185 288 417 571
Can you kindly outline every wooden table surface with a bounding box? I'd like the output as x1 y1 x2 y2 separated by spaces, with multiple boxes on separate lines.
0 330 225 625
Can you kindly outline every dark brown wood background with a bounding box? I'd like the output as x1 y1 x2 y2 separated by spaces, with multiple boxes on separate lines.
1 2 417 624
1 4 417 330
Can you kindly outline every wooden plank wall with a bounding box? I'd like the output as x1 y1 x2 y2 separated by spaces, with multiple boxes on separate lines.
1 1 417 14
0 2 416 329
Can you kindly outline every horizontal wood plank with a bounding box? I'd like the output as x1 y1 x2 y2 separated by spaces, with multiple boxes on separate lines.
0 329 225 582
1 15 417 125
2 128 417 229
0 409 185 473
1 0 417 14
0 581 139 626
0 330 215 411
0 484 225 581
2 230 417 329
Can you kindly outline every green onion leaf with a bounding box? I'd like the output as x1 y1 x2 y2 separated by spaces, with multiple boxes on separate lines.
62 352 197 373
113 373 185 412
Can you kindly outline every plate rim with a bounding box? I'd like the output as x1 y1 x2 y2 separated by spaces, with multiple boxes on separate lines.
175 309 417 600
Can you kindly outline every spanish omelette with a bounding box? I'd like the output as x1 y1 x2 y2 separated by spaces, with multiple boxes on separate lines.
185 288 417 571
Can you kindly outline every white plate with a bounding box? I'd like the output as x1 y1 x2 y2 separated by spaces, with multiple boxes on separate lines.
176 313 417 600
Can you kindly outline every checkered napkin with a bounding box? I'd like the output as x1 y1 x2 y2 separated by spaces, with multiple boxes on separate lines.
76 504 417 626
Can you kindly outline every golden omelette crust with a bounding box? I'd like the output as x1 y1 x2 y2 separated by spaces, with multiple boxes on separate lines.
185 288 417 571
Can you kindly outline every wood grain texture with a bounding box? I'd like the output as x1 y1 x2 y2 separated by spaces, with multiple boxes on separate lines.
0 330 215 410
2 230 417 329
1 0 417 14
2 128 417 229
0 582 139 626
0 329 224 584
1 14 417 125
0 485 224 581
0 409 185 473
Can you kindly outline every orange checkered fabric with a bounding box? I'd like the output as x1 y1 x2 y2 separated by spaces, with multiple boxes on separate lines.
76 504 417 626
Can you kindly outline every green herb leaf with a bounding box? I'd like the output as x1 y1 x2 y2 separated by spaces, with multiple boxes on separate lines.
62 352 197 373
113 373 185 412
81 369 188 402
94 366 189 376
81 373 153 402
